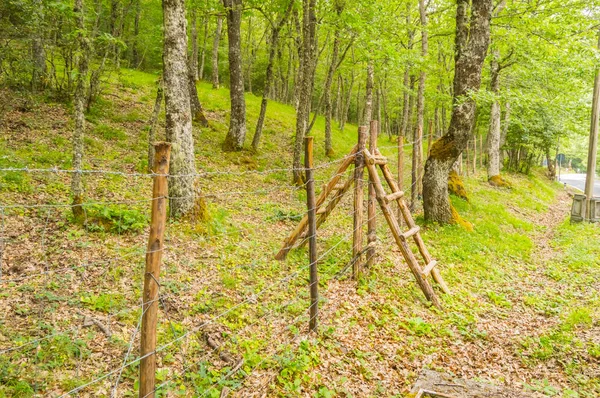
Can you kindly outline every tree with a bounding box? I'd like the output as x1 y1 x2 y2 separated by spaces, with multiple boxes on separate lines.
251 0 294 152
292 0 317 185
71 0 90 218
323 0 347 157
222 0 246 151
422 0 493 224
211 15 223 88
163 0 198 216
486 47 513 183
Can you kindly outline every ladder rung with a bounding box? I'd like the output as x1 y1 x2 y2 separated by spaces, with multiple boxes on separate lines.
402 226 420 239
373 156 387 165
422 260 437 276
384 191 404 203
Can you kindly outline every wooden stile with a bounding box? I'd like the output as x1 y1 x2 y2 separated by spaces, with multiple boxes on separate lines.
139 142 171 398
275 121 449 310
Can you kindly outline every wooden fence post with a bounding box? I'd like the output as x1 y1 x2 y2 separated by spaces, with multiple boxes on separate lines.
304 137 318 333
139 142 171 398
353 126 368 279
367 121 378 269
397 134 404 226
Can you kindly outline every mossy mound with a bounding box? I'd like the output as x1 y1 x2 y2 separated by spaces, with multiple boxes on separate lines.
451 205 474 232
488 174 512 188
448 170 469 202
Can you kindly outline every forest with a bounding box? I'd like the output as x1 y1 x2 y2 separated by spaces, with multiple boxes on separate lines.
1 0 600 397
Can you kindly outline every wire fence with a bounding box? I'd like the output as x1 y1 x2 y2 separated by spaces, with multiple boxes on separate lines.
0 145 393 397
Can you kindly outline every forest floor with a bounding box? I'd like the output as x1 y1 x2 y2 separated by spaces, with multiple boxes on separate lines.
0 69 599 398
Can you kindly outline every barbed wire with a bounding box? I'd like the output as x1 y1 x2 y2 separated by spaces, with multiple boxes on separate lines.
1 146 407 397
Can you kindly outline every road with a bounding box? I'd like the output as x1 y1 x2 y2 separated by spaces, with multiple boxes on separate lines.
559 174 600 197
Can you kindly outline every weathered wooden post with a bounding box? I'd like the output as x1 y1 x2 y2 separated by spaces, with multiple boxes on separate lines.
367 121 378 269
139 142 171 398
397 134 404 225
353 126 368 279
304 137 318 332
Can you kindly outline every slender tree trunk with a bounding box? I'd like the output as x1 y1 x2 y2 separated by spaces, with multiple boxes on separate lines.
71 0 90 218
487 49 501 180
324 6 343 156
190 7 199 81
188 60 208 126
222 0 246 151
333 74 342 121
31 0 47 92
499 101 510 167
211 16 223 89
422 0 493 223
252 0 293 151
414 0 428 206
363 60 374 124
131 0 142 67
163 0 198 217
292 0 317 184
199 15 208 79
148 80 164 170
340 73 354 132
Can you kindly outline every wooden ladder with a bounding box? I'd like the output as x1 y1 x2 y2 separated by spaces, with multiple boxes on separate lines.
364 147 450 309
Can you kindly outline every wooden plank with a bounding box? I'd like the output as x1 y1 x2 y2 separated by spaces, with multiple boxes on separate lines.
353 127 368 279
364 148 441 308
375 148 450 295
367 121 378 269
304 137 318 333
140 142 171 398
422 260 437 276
275 144 358 260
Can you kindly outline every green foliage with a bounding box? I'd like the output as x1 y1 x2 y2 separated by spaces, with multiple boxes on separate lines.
70 204 147 234
80 292 125 313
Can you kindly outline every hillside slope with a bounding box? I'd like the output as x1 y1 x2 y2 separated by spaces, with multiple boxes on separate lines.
0 70 599 397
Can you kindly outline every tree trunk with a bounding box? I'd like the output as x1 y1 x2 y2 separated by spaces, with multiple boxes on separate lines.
499 101 510 167
131 0 141 67
411 0 428 207
211 16 223 89
340 73 354 132
222 0 246 151
163 0 198 217
251 0 293 152
188 60 209 126
148 80 164 170
190 7 199 81
31 0 47 92
71 0 90 218
323 6 343 156
487 49 501 180
422 0 493 223
292 0 317 185
363 60 374 124
199 15 208 79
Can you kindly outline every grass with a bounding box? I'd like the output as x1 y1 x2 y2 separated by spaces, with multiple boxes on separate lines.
0 68 599 397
